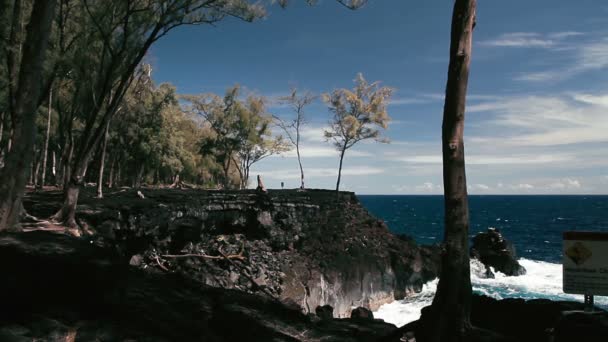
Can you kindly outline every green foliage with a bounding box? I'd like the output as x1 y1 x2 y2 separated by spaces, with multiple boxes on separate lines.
323 73 393 190
185 85 289 189
323 73 393 151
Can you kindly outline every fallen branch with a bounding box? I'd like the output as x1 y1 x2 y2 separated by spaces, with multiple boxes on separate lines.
154 255 169 272
162 242 245 261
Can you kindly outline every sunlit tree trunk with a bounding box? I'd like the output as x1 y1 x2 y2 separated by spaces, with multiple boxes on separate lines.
39 87 52 188
296 129 304 189
335 142 347 191
96 121 110 198
33 149 41 187
418 1 476 341
51 150 56 184
0 0 57 230
108 155 115 188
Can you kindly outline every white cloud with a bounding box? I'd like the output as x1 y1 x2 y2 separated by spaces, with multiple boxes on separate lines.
468 93 608 146
480 32 556 48
548 31 584 39
388 93 444 106
513 183 534 190
513 38 608 83
300 126 330 143
415 182 443 192
279 145 371 158
398 154 572 165
258 166 384 180
572 93 608 107
549 178 581 189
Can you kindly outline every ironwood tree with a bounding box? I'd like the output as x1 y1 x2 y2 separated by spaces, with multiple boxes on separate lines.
323 73 393 191
0 0 57 230
274 89 315 189
418 1 477 341
0 0 369 231
185 86 288 189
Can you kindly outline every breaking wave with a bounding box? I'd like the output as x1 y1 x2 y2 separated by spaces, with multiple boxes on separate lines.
374 258 608 328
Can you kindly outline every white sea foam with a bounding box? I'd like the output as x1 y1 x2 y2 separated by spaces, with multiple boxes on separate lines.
374 258 608 327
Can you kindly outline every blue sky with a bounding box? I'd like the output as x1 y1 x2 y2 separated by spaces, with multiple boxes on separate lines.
150 0 608 194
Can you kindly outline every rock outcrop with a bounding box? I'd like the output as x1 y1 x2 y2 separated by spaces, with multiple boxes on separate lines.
389 295 606 342
0 231 402 341
470 228 526 277
23 189 441 318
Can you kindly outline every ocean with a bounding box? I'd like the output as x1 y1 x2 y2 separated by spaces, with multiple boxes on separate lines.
358 195 608 327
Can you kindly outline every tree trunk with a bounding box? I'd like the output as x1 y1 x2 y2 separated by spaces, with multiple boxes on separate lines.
296 144 304 189
223 160 230 189
6 0 24 119
0 111 4 153
418 1 476 341
0 111 4 167
61 139 74 189
135 163 145 189
0 0 57 231
33 149 41 187
96 121 110 198
116 163 121 188
335 144 347 191
51 150 57 183
108 155 115 188
39 87 52 188
54 179 80 228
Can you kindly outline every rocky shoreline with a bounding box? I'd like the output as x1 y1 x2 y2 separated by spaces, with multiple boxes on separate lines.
6 188 605 341
23 188 440 318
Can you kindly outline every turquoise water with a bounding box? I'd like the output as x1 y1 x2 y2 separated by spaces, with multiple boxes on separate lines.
358 195 608 326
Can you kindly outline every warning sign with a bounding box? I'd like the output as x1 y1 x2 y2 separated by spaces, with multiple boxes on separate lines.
563 231 608 296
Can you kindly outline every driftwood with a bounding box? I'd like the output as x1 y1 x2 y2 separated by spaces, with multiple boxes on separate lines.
161 243 245 261
159 243 275 297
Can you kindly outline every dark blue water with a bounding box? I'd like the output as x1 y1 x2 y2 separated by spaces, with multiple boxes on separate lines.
359 195 608 263
362 195 608 324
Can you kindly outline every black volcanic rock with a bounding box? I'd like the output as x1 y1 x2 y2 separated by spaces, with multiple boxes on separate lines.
554 311 608 342
316 305 334 320
23 188 441 318
0 231 404 341
384 295 606 342
351 307 374 321
470 228 526 276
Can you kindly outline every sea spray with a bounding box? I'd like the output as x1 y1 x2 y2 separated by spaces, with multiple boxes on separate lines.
374 258 608 327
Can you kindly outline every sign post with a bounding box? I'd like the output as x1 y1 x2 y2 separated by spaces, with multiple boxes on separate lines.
563 231 608 310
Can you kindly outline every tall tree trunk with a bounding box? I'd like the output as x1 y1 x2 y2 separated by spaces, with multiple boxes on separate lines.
0 0 57 230
0 111 4 167
33 149 41 187
39 87 52 188
296 142 304 189
0 111 4 153
51 150 57 183
116 163 121 188
134 163 145 189
54 155 89 228
418 1 476 341
96 121 110 198
108 156 115 189
6 0 24 119
29 154 35 185
335 144 347 191
223 160 230 189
